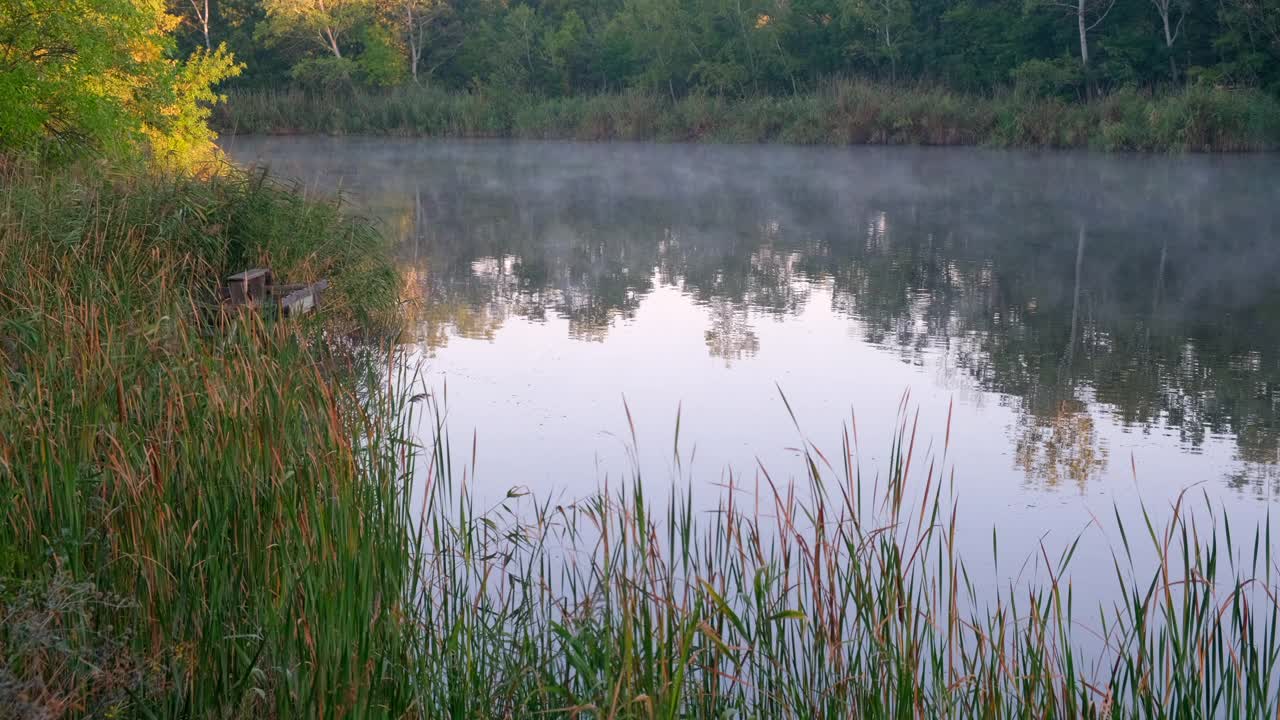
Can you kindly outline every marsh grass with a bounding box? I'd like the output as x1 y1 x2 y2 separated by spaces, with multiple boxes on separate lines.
407 395 1280 717
217 80 1280 152
0 161 415 717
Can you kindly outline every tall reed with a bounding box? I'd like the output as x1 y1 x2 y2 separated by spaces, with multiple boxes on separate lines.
216 81 1280 152
406 394 1280 717
0 162 416 717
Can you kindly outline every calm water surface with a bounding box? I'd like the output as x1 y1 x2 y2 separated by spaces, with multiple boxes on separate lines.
226 136 1280 584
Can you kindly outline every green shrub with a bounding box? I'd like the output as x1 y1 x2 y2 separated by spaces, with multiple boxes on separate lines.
1011 57 1085 101
289 56 358 92
356 25 408 88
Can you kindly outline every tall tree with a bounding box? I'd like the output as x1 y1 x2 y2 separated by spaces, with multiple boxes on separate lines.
506 4 543 86
262 0 369 57
847 0 911 82
1041 0 1117 96
400 0 448 82
611 0 699 98
546 10 588 93
1150 0 1186 78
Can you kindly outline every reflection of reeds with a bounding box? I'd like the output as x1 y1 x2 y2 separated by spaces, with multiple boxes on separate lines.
412 395 1279 717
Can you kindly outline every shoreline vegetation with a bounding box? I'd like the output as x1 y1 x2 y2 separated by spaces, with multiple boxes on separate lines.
216 81 1280 152
406 406 1280 718
3 100 1280 720
0 161 411 716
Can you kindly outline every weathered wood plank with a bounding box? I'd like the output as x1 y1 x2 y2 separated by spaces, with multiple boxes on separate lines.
277 280 329 317
213 269 328 319
225 268 273 305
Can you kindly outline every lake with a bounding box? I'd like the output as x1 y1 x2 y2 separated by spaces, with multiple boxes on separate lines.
225 136 1280 587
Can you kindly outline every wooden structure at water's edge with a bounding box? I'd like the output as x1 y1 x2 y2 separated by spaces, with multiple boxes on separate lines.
218 268 330 318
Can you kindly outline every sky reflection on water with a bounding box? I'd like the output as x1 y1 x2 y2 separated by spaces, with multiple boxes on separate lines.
225 137 1280 561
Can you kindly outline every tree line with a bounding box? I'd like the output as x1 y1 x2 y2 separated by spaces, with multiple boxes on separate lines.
185 0 1280 98
4 0 1277 163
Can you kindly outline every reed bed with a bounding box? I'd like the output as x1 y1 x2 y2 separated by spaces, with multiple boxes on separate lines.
408 395 1280 718
216 80 1280 152
0 162 414 717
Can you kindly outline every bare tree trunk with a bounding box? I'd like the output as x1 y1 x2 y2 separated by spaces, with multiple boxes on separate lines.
1077 0 1091 98
325 27 342 57
189 0 212 50
887 27 896 84
406 4 420 83
521 18 534 79
313 0 343 57
1162 13 1177 80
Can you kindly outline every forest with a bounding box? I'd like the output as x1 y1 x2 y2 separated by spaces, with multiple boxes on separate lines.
6 0 1280 154
186 0 1280 100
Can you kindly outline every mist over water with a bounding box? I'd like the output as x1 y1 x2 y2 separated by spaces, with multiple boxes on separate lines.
225 136 1280 584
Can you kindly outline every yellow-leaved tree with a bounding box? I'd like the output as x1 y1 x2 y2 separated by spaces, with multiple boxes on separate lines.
0 0 242 168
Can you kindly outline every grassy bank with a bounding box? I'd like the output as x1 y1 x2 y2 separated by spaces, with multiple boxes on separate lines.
4 162 1280 718
0 162 410 716
216 80 1280 152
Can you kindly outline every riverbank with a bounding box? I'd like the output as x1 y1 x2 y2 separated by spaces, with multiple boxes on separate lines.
0 161 415 716
216 80 1280 152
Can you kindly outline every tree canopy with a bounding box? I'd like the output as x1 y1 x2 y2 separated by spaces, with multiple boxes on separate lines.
5 0 1276 164
0 0 241 165
170 0 1280 97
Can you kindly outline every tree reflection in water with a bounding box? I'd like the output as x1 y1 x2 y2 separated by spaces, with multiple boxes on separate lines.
228 138 1280 489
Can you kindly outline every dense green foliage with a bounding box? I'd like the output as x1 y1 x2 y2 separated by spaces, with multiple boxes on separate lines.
0 0 241 166
180 0 1280 100
217 80 1280 149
